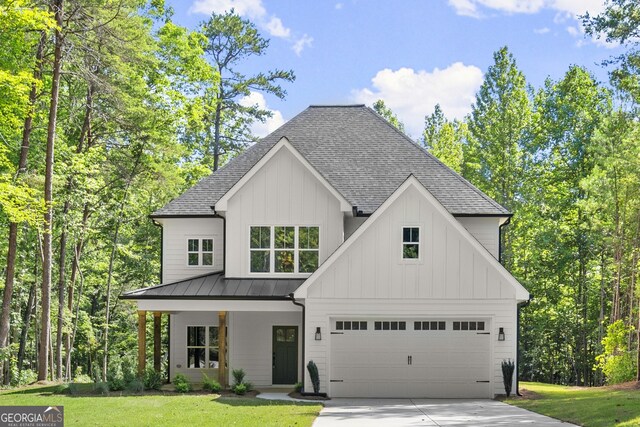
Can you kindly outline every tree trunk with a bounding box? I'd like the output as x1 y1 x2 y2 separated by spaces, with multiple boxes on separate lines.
213 90 223 171
39 0 64 382
0 31 46 362
17 280 36 373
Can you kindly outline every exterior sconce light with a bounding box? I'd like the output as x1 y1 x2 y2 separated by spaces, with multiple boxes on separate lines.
315 327 322 341
498 327 505 341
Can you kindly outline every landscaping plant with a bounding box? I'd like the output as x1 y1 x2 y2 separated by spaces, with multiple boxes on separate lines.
501 359 515 397
143 367 163 391
202 374 222 393
173 374 192 393
307 360 320 394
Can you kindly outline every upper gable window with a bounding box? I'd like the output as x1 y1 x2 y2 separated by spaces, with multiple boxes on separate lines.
188 238 214 266
402 227 420 259
250 226 319 274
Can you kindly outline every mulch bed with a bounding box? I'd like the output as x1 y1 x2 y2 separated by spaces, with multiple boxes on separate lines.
288 391 330 401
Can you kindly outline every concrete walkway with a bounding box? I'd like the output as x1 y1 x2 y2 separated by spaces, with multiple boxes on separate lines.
313 399 578 426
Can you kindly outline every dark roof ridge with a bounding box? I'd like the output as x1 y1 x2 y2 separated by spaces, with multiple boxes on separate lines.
309 104 365 108
364 106 510 215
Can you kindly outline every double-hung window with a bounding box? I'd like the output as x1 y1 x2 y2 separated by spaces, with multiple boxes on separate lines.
186 326 219 368
249 226 319 273
402 227 420 260
188 238 213 266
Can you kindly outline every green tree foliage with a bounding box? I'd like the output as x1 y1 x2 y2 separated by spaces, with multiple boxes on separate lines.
595 320 637 384
373 99 406 133
422 104 466 173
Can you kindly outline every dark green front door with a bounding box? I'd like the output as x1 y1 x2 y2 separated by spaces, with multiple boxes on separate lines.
272 326 298 384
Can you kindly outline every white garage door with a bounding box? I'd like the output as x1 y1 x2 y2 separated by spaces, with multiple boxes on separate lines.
330 319 492 398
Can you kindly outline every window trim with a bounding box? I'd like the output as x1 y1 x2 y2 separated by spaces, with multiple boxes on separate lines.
401 226 421 262
186 237 214 268
186 325 219 369
248 225 320 275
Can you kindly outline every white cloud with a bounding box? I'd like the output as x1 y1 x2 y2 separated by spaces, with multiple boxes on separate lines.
534 27 550 34
190 0 266 19
566 26 579 37
447 0 603 18
292 34 314 56
351 63 484 138
335 3 343 10
239 91 285 138
265 16 290 38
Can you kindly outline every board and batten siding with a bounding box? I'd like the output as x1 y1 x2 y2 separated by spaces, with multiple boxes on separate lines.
224 146 344 277
170 311 220 383
158 217 223 283
456 216 501 259
304 299 516 397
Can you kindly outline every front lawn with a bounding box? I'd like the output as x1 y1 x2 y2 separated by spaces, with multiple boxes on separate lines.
0 385 321 427
506 381 640 427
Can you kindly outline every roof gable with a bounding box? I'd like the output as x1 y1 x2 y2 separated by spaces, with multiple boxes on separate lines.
215 136 352 212
294 175 529 301
152 105 509 218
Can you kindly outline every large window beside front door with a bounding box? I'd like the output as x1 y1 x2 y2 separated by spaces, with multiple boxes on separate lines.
249 226 319 274
187 326 219 368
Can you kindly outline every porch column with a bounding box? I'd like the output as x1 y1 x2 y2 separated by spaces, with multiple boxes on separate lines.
218 311 227 387
153 312 162 372
137 310 146 376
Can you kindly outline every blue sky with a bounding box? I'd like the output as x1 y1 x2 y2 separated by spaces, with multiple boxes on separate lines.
168 0 623 138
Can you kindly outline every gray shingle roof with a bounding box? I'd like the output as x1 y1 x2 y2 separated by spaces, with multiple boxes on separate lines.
152 105 509 217
120 271 304 300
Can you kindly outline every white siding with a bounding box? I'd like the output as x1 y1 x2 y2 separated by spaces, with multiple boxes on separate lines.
170 311 302 385
344 216 367 240
228 311 303 386
225 147 344 277
456 216 501 259
304 299 516 397
159 217 223 283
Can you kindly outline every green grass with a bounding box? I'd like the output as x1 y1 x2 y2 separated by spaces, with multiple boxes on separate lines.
506 381 640 427
0 385 321 427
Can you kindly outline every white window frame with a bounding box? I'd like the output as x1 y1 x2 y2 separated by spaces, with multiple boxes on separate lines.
248 225 320 275
401 226 421 262
186 325 219 369
186 237 214 267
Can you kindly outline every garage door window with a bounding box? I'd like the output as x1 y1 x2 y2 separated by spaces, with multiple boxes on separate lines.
414 321 446 330
374 321 406 330
336 321 367 331
453 321 485 331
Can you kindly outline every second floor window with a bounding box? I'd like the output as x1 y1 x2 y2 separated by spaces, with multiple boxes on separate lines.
188 238 213 266
250 226 319 274
402 227 420 259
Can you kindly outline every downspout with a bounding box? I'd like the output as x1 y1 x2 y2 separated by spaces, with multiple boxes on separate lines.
289 293 305 388
498 216 511 264
151 219 163 283
151 219 167 381
210 206 226 274
516 294 533 396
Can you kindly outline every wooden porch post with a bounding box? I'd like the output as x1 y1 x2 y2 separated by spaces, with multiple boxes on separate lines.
137 310 146 376
218 311 227 387
153 312 162 372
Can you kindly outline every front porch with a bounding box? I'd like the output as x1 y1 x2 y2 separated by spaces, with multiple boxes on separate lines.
121 272 305 387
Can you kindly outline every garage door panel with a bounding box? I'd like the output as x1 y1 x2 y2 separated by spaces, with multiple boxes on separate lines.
330 318 492 398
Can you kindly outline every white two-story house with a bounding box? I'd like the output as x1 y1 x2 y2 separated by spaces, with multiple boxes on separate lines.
122 105 530 398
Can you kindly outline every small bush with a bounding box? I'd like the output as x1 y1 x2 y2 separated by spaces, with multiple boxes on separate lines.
108 377 126 392
294 382 303 393
144 367 163 390
307 360 320 394
202 374 222 393
173 373 192 393
93 382 109 395
243 381 253 392
231 368 246 386
127 378 145 393
501 359 515 397
14 369 37 386
595 320 637 384
67 383 81 396
233 383 247 395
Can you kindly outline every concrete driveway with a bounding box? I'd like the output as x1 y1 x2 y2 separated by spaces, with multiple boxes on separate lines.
313 399 578 426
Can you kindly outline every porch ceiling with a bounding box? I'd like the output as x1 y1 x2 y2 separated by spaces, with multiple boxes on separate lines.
120 271 305 300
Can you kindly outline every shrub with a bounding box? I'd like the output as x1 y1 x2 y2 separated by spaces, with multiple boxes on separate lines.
233 383 247 395
173 373 192 393
144 367 163 391
307 360 320 393
243 381 253 392
294 382 303 393
595 320 637 384
108 377 126 392
231 368 246 386
67 383 82 396
13 369 37 387
127 378 145 393
93 382 109 395
501 359 515 397
202 374 222 393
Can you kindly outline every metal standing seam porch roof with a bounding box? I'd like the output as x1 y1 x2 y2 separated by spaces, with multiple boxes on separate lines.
120 271 305 300
151 105 510 218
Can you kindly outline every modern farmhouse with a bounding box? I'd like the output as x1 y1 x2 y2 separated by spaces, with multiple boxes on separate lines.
121 105 530 398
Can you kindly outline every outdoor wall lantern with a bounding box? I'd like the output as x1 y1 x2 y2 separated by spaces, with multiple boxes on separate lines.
315 327 322 341
498 327 505 341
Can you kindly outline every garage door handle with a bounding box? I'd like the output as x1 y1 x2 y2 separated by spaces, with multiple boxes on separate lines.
476 380 490 383
477 332 490 335
331 332 344 335
408 355 412 365
330 380 343 382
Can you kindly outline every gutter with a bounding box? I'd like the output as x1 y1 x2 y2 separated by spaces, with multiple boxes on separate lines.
516 294 533 396
210 206 226 274
289 293 305 388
